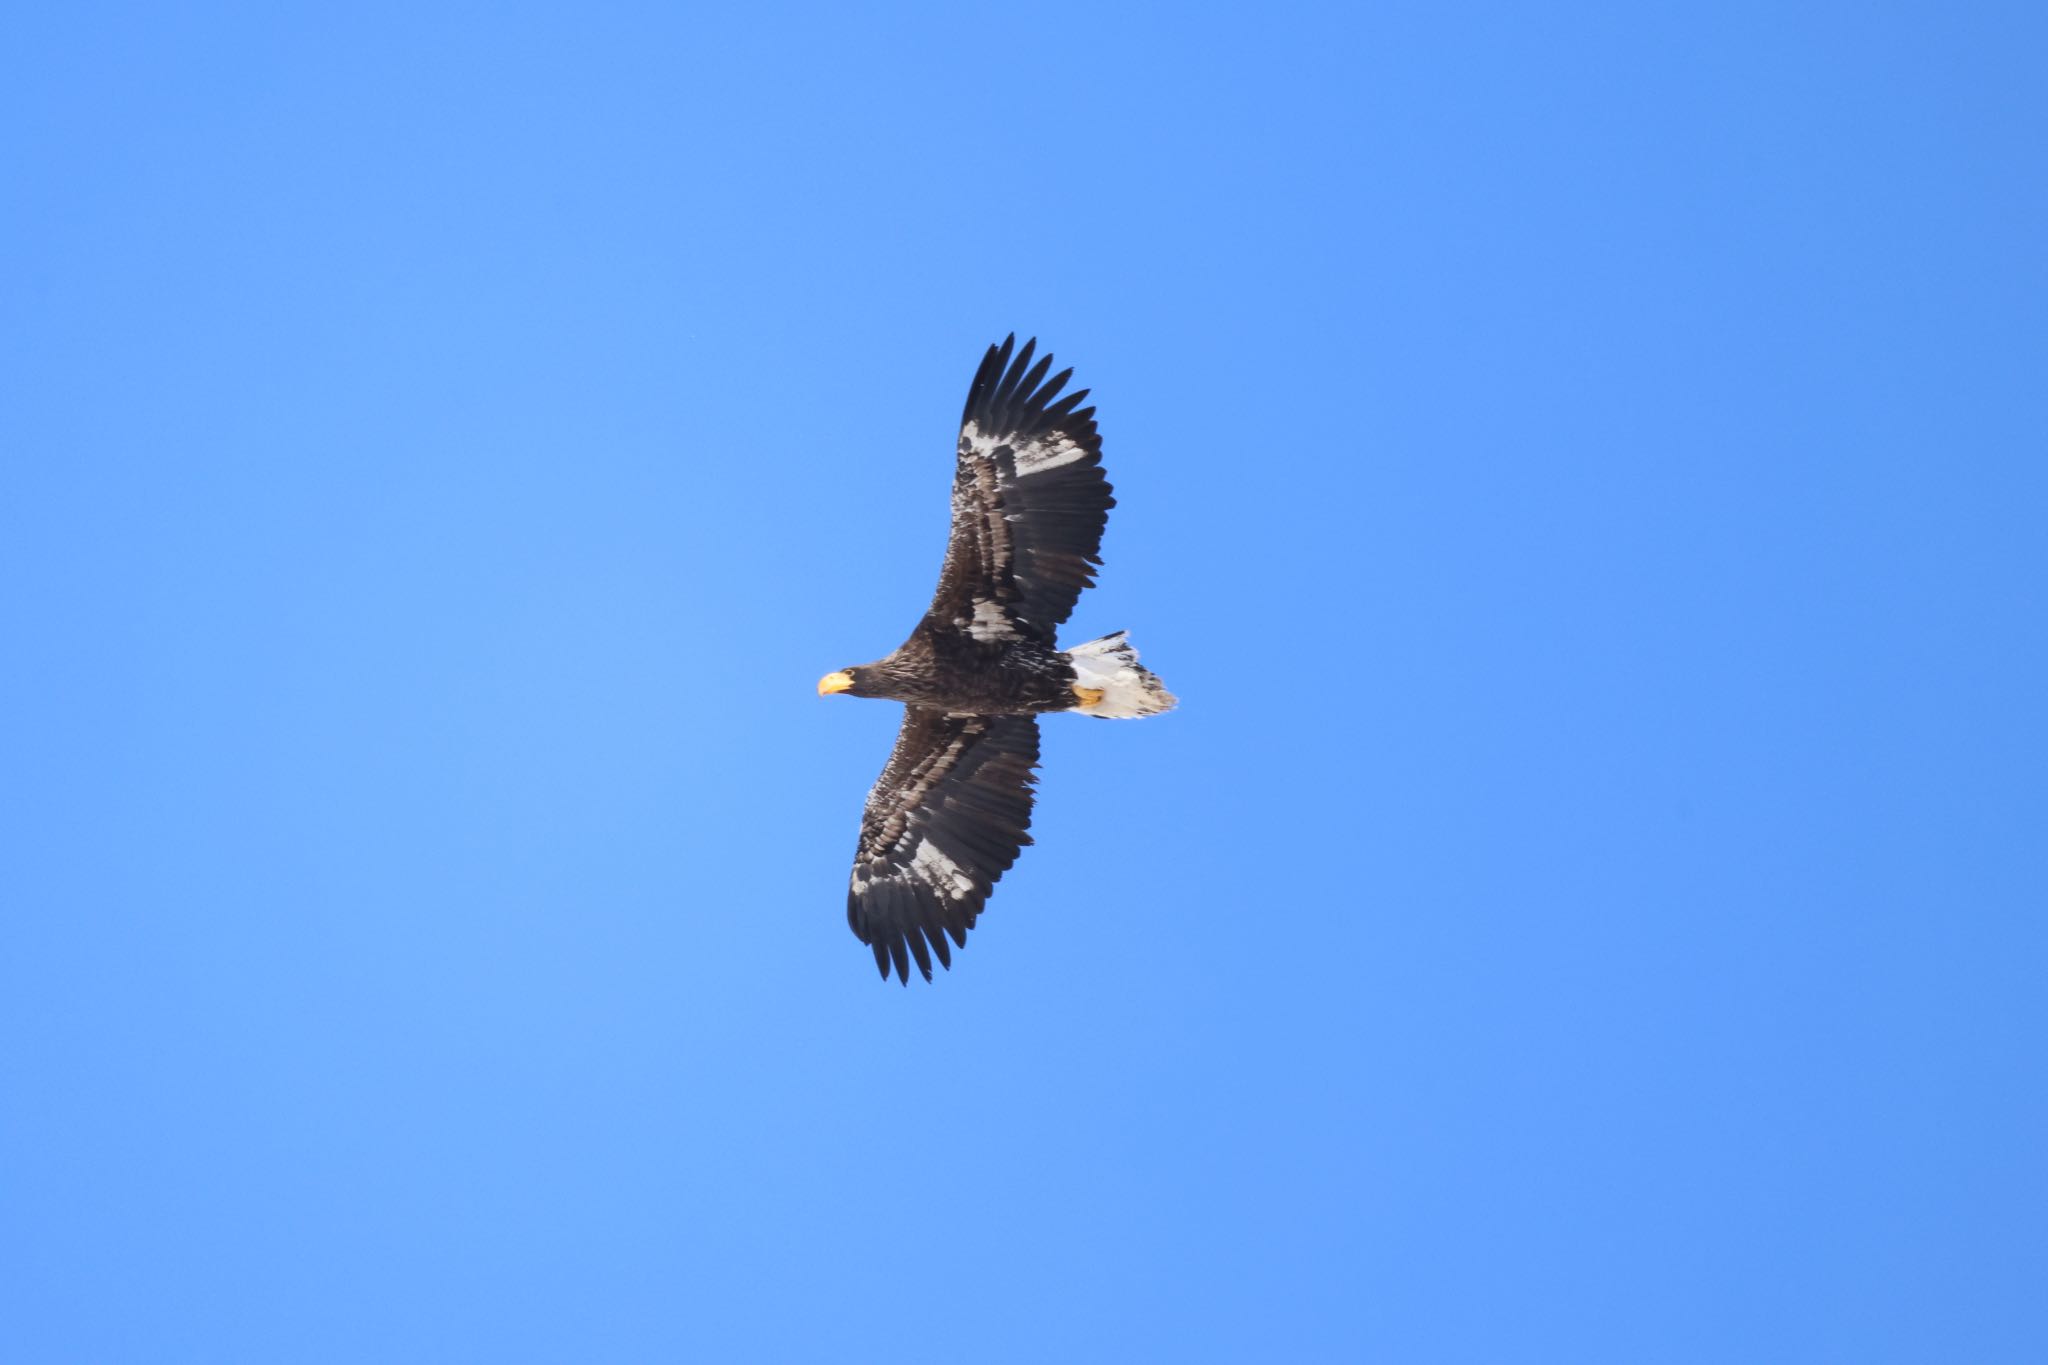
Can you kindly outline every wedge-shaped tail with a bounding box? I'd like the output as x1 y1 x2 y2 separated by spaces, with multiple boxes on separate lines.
1066 631 1177 718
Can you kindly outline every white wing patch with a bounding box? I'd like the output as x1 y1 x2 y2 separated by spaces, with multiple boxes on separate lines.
909 838 977 899
959 420 1090 479
1012 431 1088 477
848 839 973 903
964 597 1017 642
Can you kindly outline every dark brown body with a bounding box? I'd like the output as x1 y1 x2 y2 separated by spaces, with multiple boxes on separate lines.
832 628 1079 715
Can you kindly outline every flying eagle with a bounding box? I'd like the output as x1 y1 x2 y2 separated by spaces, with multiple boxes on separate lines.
818 336 1176 983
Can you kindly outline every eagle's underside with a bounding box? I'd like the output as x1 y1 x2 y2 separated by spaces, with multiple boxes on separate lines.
819 336 1173 983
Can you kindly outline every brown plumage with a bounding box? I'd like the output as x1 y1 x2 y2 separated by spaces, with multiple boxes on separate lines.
818 336 1175 983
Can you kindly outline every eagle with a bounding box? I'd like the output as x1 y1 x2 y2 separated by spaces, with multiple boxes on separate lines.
817 335 1176 983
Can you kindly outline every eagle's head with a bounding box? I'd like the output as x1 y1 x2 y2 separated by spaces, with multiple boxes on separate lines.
816 667 868 698
818 661 927 700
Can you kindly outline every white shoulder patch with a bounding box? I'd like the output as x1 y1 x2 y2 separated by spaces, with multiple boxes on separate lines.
963 597 1017 642
960 421 1004 459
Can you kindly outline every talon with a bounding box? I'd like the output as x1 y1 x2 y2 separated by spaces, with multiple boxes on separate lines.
1072 684 1105 708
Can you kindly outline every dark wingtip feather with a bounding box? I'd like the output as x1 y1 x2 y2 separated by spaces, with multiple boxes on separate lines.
1041 389 1086 423
963 335 1016 424
1017 350 1055 404
1009 337 1038 385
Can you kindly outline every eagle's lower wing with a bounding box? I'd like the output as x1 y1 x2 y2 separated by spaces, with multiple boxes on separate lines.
922 336 1113 647
848 708 1040 983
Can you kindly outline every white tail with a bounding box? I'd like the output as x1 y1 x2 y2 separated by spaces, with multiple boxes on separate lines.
1065 631 1177 719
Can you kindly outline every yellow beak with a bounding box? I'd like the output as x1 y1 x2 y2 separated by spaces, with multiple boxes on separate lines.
817 670 854 696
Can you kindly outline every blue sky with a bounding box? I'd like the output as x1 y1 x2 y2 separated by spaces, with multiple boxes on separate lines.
4 3 2044 1360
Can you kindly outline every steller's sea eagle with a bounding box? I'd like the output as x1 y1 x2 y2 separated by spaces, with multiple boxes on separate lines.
818 335 1175 983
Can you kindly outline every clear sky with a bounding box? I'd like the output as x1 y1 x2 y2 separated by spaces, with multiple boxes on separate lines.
4 3 2044 1361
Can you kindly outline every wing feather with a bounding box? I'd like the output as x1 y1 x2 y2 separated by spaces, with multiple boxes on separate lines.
847 709 1040 983
923 335 1114 645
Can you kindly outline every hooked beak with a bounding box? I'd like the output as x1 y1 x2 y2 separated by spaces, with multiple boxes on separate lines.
817 670 854 696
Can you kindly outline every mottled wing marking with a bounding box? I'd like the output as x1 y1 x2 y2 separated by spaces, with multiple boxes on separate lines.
925 335 1114 646
847 709 1041 983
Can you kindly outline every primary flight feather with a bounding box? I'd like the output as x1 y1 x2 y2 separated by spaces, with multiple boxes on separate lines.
818 336 1176 983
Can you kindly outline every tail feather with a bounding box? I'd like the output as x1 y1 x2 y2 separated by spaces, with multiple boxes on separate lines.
1065 631 1176 719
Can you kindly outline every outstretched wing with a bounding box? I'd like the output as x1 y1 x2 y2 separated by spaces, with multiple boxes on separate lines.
923 335 1114 647
848 709 1040 983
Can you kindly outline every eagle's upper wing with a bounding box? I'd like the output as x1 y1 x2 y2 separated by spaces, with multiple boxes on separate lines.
848 708 1040 983
922 336 1114 647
